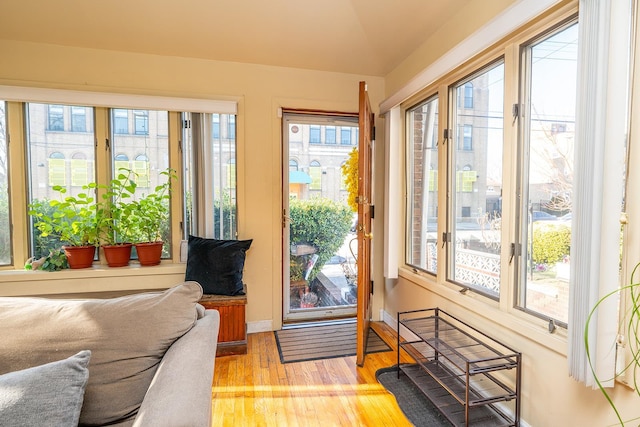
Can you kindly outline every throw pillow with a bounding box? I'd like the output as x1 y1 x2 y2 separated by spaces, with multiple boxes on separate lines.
0 350 91 427
0 282 203 426
185 235 252 296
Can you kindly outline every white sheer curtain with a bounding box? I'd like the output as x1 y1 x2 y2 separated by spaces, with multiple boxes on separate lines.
568 0 632 387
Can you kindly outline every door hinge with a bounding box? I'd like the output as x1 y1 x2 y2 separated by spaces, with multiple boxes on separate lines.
370 280 374 295
512 104 521 125
371 125 376 141
370 205 375 219
443 128 452 141
183 119 191 129
105 138 110 151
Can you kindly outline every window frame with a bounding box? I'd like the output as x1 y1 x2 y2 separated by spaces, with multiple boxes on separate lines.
399 4 578 334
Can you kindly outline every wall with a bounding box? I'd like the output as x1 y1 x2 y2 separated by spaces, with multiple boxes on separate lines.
0 39 385 332
380 0 640 425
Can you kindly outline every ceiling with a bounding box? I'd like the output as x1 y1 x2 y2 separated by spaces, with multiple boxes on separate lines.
0 0 472 76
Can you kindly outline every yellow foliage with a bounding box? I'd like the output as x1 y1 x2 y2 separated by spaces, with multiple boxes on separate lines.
342 148 358 212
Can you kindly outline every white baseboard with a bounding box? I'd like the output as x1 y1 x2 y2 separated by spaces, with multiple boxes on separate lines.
247 320 273 333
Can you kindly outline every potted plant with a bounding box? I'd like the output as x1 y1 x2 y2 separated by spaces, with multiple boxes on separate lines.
129 168 177 266
28 185 100 269
97 169 139 267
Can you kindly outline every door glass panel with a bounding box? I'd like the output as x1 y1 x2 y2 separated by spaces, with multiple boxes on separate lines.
450 61 504 297
520 23 578 324
407 96 438 273
284 114 358 322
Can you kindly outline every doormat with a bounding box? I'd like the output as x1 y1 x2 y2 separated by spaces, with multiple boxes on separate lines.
376 365 452 427
274 322 391 364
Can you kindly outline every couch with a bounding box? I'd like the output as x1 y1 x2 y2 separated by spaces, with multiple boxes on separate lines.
0 281 220 427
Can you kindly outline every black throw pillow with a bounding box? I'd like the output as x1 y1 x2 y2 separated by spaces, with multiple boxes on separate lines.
185 235 253 296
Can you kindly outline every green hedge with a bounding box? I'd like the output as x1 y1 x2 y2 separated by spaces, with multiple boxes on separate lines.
532 223 571 265
289 198 352 281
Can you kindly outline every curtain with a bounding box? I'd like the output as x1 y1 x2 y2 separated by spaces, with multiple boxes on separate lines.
568 0 632 387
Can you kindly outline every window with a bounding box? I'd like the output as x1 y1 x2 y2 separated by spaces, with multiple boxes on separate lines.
407 96 439 274
134 110 149 135
460 82 474 108
27 102 96 258
0 101 10 266
71 153 89 186
212 114 220 139
518 22 578 324
133 155 150 188
71 106 87 132
228 115 236 140
114 153 129 171
459 124 473 150
48 105 64 131
341 127 352 145
449 61 504 297
325 126 336 144
113 109 128 134
289 159 298 171
309 126 321 144
182 112 238 241
309 161 322 190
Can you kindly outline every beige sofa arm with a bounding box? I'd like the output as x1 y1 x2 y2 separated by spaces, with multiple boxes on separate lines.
133 309 220 427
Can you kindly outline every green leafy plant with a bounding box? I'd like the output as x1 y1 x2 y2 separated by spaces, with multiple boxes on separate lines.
97 168 138 245
24 248 69 271
532 223 571 264
586 261 640 426
129 168 177 243
289 197 352 281
28 185 99 247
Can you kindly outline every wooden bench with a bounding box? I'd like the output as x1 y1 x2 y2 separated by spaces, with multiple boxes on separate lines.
199 293 247 357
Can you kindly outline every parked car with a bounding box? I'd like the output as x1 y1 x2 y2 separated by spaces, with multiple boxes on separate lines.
531 211 557 221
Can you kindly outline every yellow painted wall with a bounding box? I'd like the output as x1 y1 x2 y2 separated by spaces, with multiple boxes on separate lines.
379 0 640 425
384 0 518 97
0 39 385 331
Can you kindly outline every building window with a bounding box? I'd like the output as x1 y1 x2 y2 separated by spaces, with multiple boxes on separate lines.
71 153 89 186
461 82 474 108
459 124 473 150
228 115 236 140
325 126 336 144
114 153 129 172
48 152 66 187
449 61 504 297
71 106 87 132
309 161 322 190
518 22 578 324
289 159 298 171
212 114 220 139
134 110 149 135
113 109 128 134
341 127 352 145
133 154 150 188
406 95 439 274
48 105 64 131
309 126 321 144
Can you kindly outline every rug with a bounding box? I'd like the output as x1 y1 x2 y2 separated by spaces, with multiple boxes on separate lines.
274 321 391 363
376 365 452 427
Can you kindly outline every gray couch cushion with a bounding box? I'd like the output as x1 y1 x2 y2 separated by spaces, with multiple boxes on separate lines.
0 350 91 427
0 282 203 426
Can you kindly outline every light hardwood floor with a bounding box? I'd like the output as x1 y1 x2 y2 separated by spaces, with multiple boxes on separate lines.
211 322 415 426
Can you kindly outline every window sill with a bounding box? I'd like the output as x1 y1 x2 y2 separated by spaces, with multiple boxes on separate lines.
0 262 187 297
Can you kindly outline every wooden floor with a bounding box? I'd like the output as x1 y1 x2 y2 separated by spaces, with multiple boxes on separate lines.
211 321 415 426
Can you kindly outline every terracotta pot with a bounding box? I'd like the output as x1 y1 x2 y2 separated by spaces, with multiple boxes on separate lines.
63 245 96 269
103 243 132 267
135 241 164 266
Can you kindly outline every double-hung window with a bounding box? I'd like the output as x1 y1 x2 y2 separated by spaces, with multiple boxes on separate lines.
0 101 9 265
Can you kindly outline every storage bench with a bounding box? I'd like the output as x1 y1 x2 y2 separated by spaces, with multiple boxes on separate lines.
199 293 247 357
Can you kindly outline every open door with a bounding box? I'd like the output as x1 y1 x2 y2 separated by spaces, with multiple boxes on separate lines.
356 81 374 366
